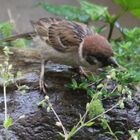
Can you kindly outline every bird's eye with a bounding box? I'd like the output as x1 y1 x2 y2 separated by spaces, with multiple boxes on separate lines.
86 56 98 65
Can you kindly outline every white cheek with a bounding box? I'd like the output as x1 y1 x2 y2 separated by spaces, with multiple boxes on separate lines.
78 40 85 63
93 58 98 64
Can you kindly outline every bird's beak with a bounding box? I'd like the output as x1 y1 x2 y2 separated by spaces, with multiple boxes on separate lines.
108 57 119 67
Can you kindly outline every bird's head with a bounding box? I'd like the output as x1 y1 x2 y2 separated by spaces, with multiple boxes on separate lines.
82 33 119 68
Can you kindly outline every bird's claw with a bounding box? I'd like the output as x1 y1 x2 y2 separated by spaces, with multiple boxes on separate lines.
79 66 90 78
39 79 48 94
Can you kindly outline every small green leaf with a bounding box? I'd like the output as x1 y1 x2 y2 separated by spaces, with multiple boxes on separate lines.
12 39 27 48
38 100 46 108
80 1 108 20
86 103 90 110
85 122 95 127
109 69 116 79
88 99 105 118
129 129 140 140
58 132 65 138
100 118 109 130
69 126 77 137
114 0 140 18
47 106 51 112
79 114 84 125
128 94 132 101
79 82 88 89
0 22 14 37
71 79 78 90
114 131 124 135
118 84 122 92
38 2 89 22
119 99 125 109
70 126 77 133
4 117 13 129
87 89 95 96
97 83 104 89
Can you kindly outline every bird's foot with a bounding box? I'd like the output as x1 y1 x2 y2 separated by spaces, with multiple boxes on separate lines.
69 66 92 78
39 79 48 94
39 59 48 94
79 66 91 78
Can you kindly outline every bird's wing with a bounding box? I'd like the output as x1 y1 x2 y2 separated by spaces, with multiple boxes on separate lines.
31 17 93 52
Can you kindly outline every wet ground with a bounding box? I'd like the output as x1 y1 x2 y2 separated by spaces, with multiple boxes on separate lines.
0 60 139 140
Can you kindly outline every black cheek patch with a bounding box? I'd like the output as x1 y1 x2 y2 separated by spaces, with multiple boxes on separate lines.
85 56 97 65
95 55 109 67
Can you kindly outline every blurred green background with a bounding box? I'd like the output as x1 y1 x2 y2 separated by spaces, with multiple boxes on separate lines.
0 0 139 36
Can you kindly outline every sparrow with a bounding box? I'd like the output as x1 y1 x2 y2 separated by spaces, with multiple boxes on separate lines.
0 17 119 93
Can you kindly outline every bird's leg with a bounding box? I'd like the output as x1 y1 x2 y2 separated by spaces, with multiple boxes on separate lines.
39 59 48 93
69 66 92 78
79 67 101 77
79 66 89 78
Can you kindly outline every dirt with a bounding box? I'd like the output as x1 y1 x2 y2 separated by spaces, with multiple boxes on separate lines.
0 61 139 140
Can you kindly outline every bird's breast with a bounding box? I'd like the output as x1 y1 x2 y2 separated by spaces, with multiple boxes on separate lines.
42 45 81 67
33 36 93 68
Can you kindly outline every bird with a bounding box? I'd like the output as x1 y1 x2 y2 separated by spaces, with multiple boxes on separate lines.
0 17 119 93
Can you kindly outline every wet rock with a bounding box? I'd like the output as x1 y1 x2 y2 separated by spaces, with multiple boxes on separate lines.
0 64 139 140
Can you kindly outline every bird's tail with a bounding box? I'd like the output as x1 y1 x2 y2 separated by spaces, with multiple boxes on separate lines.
0 31 36 42
0 45 41 64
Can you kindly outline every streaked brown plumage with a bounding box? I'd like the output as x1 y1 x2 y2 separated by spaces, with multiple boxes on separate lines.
31 17 92 52
0 17 119 93
31 17 118 68
0 17 118 68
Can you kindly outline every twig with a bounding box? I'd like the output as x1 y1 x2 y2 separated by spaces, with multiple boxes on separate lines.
7 8 18 33
108 22 115 41
87 79 104 87
7 9 15 24
3 83 8 121
107 9 126 41
111 85 118 94
47 100 68 140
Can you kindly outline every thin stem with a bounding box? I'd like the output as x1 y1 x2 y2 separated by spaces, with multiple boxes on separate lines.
69 102 119 137
48 101 68 140
86 102 119 126
74 109 88 129
3 82 9 140
105 121 119 140
3 83 8 121
108 22 115 41
114 135 119 140
107 9 126 41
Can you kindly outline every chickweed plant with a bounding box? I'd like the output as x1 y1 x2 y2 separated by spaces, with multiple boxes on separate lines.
0 46 26 139
39 94 121 140
0 47 14 130
129 129 140 140
0 20 27 139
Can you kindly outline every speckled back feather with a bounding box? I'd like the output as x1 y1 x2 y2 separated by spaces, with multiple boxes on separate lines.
31 17 93 52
